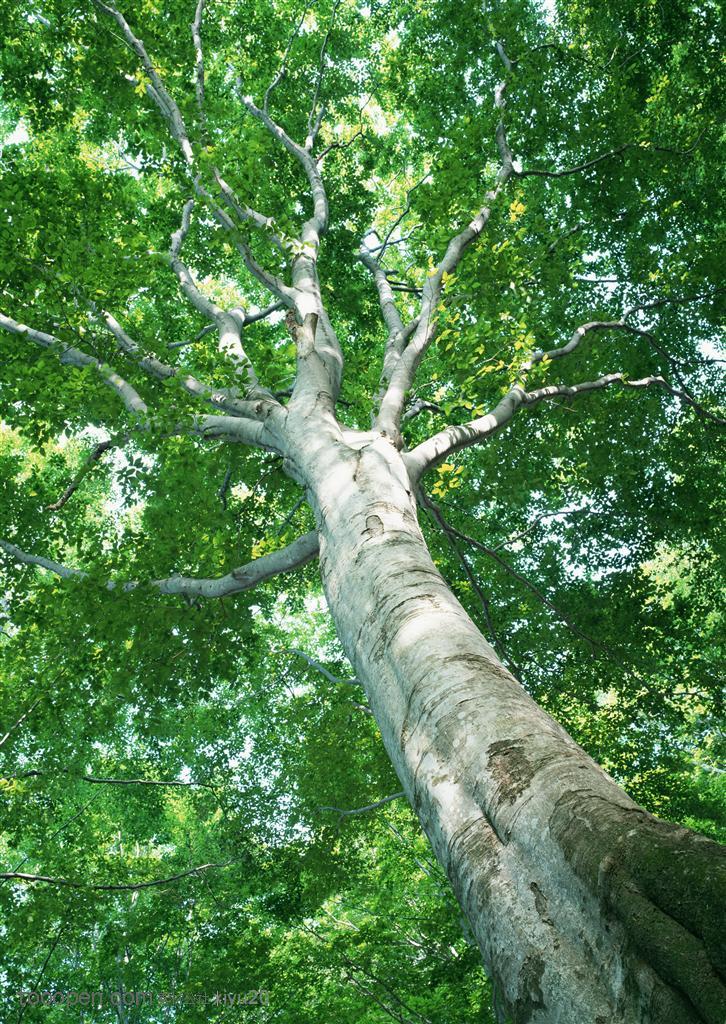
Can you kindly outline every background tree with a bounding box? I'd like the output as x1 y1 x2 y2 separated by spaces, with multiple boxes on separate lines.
0 1 724 1022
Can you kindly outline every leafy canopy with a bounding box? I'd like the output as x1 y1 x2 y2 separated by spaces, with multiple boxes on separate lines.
0 0 724 1019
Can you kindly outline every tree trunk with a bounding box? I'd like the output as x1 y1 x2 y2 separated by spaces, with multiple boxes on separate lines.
297 426 726 1024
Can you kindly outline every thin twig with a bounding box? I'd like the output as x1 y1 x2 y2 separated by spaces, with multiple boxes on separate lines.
0 862 230 891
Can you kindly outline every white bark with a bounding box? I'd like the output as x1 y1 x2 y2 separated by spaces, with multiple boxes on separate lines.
0 533 318 599
286 423 725 1024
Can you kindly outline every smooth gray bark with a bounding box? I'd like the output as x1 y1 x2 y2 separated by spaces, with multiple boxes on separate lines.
291 422 726 1024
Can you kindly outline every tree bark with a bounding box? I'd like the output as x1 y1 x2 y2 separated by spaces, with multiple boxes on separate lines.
296 425 726 1024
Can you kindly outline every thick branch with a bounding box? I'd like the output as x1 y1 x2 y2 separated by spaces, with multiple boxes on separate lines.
405 373 710 480
236 89 344 401
358 250 410 393
95 305 278 416
167 198 219 320
93 0 195 163
212 169 288 252
0 530 319 599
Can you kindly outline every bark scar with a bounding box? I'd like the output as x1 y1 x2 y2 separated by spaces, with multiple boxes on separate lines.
362 514 384 538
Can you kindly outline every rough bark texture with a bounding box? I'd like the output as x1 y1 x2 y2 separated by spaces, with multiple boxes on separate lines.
293 423 726 1024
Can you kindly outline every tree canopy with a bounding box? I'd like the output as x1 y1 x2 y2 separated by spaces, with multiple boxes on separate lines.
0 0 724 1020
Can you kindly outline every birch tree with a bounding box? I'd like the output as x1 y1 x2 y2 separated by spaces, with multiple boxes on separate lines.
0 0 724 1021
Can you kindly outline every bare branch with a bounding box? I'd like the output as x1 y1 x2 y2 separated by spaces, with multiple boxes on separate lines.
92 0 195 164
84 205 280 410
519 143 632 179
243 300 286 326
424 498 598 650
235 78 345 402
492 505 600 551
167 310 282 356
522 318 630 372
359 251 405 339
212 168 290 254
166 324 216 350
367 225 421 256
167 198 219 321
0 539 84 580
95 304 277 416
316 125 365 162
238 89 328 238
402 399 443 423
518 295 726 425
377 175 431 257
93 2 294 312
10 769 219 797
217 465 233 509
0 531 319 600
418 490 520 672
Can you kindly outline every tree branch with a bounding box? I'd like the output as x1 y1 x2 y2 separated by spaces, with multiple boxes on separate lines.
0 862 229 891
0 311 148 416
263 2 310 114
318 792 406 822
284 648 361 687
0 531 319 599
236 65 345 402
518 137 704 180
9 769 219 797
424 499 598 650
306 0 343 149
405 372 719 481
92 0 195 164
238 90 328 238
374 43 515 442
191 0 206 140
47 436 119 511
0 696 45 750
93 2 294 313
418 490 520 673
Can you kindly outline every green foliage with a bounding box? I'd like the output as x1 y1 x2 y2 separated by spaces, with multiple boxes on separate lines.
0 0 723 1019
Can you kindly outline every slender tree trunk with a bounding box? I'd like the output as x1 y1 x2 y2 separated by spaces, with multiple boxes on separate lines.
297 426 726 1024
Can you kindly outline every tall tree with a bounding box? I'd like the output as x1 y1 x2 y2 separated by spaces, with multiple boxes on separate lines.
0 1 724 1022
